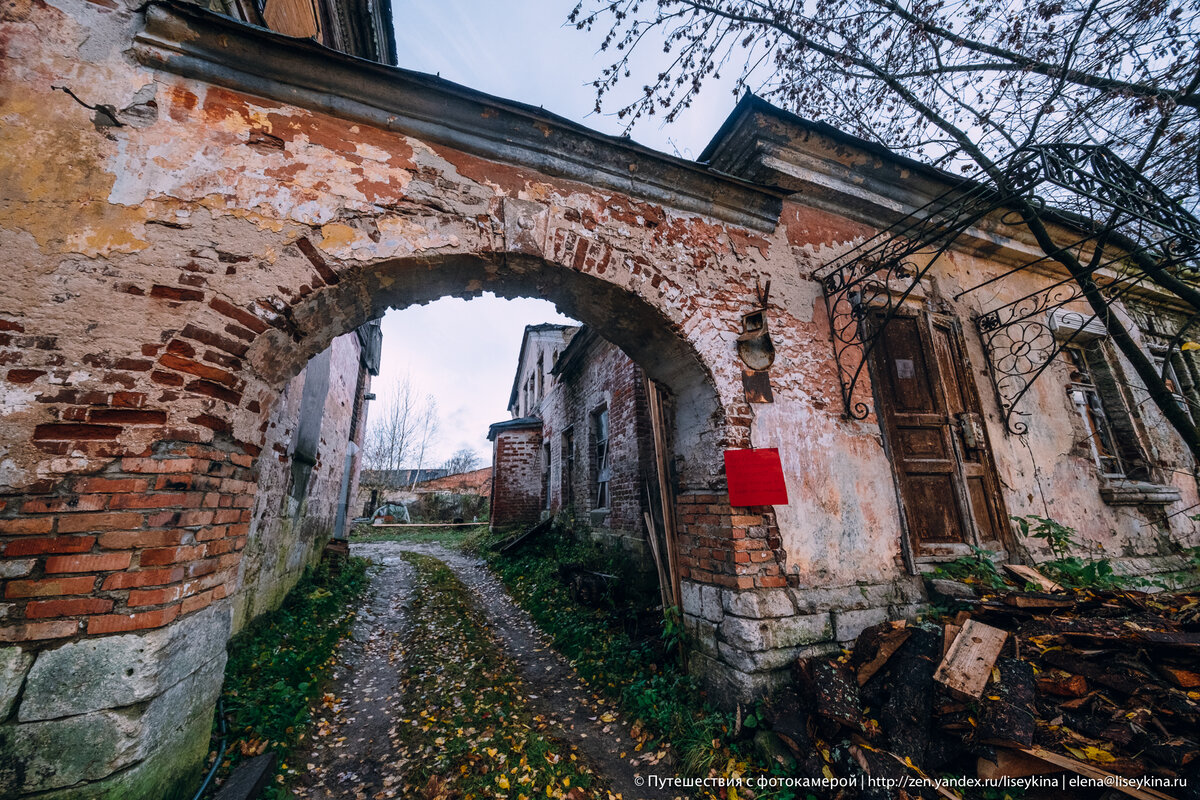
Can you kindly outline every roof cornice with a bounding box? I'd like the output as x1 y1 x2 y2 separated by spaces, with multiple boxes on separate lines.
132 1 784 232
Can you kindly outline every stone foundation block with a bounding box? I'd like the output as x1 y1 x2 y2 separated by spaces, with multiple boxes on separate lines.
19 603 230 721
720 587 796 619
1 647 33 719
789 577 925 614
682 613 718 656
0 709 143 794
719 611 832 651
688 650 791 704
831 606 889 642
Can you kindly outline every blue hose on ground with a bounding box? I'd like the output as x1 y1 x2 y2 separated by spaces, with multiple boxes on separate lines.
190 697 229 800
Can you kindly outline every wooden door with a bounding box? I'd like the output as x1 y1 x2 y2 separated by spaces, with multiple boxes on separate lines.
870 311 1006 554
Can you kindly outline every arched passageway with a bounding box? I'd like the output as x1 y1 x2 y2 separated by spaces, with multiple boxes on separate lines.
1 4 814 795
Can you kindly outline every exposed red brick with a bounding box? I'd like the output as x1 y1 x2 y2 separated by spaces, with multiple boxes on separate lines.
295 237 340 285
209 297 269 334
57 511 144 533
139 545 205 566
3 536 96 556
45 551 133 573
113 357 153 372
5 575 97 598
186 558 219 578
127 585 183 607
150 284 205 302
33 423 121 441
120 457 199 474
195 525 225 541
101 567 185 589
186 380 241 404
108 492 192 510
177 510 215 527
22 494 108 514
205 538 234 556
87 604 180 634
25 597 114 618
7 368 46 383
154 474 194 490
166 339 196 357
74 476 150 494
0 517 54 535
88 408 167 425
0 619 81 642
158 353 237 386
98 529 184 549
189 413 230 432
151 370 185 386
180 323 250 357
181 588 216 615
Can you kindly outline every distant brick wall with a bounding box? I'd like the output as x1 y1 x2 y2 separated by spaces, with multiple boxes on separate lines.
540 337 653 539
489 426 544 527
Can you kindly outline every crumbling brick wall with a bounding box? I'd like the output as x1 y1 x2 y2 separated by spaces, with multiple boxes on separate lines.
488 425 544 527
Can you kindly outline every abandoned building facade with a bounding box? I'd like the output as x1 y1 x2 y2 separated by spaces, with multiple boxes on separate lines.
2 0 1200 795
489 324 657 558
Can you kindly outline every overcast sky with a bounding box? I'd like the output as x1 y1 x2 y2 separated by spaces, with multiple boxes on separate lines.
372 2 740 468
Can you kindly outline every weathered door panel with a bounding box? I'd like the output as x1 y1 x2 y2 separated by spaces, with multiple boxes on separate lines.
871 311 1007 555
929 317 1007 546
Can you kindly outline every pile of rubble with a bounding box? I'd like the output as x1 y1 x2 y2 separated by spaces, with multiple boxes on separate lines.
763 569 1200 799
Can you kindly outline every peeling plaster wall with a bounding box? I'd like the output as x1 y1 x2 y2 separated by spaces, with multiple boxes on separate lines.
232 331 364 633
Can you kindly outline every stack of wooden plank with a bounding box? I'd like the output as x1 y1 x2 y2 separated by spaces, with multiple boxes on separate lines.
764 580 1200 799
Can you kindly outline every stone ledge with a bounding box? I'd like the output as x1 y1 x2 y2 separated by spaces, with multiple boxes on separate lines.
718 611 832 651
1099 480 1182 506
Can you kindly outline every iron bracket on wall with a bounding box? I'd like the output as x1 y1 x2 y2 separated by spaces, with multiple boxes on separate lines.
815 143 1200 430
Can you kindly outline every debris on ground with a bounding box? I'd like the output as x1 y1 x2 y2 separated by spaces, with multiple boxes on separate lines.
762 571 1200 799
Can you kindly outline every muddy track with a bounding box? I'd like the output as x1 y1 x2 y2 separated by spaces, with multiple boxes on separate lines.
295 540 684 799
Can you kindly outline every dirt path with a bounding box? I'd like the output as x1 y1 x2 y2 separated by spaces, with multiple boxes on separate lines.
292 550 415 799
295 539 683 799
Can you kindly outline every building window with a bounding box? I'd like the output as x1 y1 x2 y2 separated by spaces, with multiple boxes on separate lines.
542 441 552 510
561 428 575 508
1062 342 1149 481
1151 347 1197 425
592 406 610 510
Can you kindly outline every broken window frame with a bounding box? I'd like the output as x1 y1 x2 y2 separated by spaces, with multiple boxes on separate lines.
1062 343 1128 479
561 427 575 508
592 406 610 511
1149 346 1198 426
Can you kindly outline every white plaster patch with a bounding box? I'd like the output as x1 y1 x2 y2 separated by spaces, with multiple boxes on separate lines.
0 385 37 415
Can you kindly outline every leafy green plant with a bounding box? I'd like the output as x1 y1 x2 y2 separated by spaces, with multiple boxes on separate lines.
1012 514 1155 590
931 547 1008 590
1012 514 1078 559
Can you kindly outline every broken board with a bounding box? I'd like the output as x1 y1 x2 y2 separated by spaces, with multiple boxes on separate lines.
1004 564 1063 592
933 619 1008 700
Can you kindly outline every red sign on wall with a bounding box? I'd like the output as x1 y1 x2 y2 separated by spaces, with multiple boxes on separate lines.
723 448 789 507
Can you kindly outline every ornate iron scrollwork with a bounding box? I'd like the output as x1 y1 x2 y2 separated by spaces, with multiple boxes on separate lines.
816 141 1200 432
975 283 1082 434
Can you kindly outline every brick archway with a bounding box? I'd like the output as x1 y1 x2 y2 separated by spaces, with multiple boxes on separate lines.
0 3 800 793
